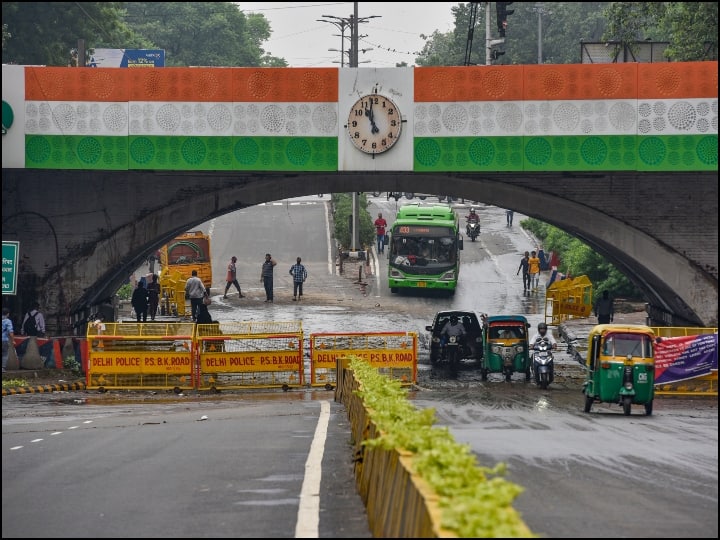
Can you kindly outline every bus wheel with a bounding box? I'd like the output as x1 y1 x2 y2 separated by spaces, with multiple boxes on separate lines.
391 287 398 294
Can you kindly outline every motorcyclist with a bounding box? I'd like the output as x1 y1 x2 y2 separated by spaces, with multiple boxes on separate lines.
440 315 467 346
465 207 479 236
529 322 557 350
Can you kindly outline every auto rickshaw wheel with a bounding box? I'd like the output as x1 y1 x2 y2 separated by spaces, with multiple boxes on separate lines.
644 400 653 416
480 368 488 382
504 370 512 383
622 395 632 415
525 367 531 382
583 394 593 413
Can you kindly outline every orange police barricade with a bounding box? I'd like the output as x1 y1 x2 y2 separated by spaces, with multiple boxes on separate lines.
86 321 196 392
195 321 304 391
310 332 417 389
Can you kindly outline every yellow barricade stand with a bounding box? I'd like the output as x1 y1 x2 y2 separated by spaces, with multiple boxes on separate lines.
159 269 190 317
196 321 304 391
310 332 417 388
86 322 196 391
546 275 593 325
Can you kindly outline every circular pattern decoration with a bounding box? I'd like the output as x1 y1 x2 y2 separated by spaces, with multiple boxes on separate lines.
429 71 454 100
207 104 232 132
259 105 284 133
234 138 260 165
580 137 607 165
286 138 312 166
52 103 76 131
696 136 718 165
26 136 52 163
655 67 681 96
553 103 580 132
143 71 165 99
156 104 181 132
468 138 495 167
541 70 564 97
608 102 636 131
442 104 467 133
414 139 442 167
300 72 325 100
90 71 115 99
525 138 552 166
103 104 128 132
311 104 336 134
482 69 509 98
638 137 666 166
130 137 155 164
596 68 622 97
496 103 522 133
248 71 272 99
667 101 696 131
195 72 221 100
77 137 103 164
181 137 206 165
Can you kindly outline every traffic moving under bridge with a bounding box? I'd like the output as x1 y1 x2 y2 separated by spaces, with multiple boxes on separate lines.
1 62 717 331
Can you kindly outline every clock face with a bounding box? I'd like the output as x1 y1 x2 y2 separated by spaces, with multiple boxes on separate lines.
347 94 402 155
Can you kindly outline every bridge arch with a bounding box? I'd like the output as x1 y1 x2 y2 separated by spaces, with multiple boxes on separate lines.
1 62 717 329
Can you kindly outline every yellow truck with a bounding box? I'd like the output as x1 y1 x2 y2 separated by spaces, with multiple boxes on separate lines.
158 231 212 316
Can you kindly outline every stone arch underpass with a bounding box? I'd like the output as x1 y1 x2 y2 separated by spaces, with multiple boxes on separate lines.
2 168 717 331
1 62 717 330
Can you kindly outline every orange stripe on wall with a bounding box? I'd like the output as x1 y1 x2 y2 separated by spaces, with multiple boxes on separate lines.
231 68 338 102
128 67 234 102
638 61 718 99
25 67 129 101
523 63 638 100
415 66 524 102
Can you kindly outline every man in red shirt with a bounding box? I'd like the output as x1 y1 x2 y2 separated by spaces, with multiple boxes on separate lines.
374 212 388 254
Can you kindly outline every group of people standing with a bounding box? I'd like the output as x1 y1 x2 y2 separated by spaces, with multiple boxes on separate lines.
131 273 161 322
516 250 542 292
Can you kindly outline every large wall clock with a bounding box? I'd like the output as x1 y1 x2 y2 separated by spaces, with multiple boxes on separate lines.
347 93 402 155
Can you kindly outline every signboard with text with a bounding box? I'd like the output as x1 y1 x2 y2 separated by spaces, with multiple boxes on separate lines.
2 241 19 295
88 49 165 68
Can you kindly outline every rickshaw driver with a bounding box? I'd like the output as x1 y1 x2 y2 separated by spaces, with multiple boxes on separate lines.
529 322 557 349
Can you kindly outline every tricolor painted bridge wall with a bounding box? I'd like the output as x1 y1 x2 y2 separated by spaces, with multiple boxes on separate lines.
2 63 717 172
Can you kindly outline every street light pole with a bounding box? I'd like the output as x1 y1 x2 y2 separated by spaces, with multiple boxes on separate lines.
318 4 380 254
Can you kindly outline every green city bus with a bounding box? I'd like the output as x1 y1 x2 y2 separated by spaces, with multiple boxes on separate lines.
387 203 463 294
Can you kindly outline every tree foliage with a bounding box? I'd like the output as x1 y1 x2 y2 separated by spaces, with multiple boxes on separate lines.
603 2 718 60
331 194 375 251
1 1 286 67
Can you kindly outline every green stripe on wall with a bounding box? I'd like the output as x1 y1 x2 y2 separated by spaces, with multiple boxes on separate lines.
26 135 129 170
414 135 717 172
25 136 339 171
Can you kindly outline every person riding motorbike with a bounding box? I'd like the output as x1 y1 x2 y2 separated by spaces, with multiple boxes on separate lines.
529 322 557 350
440 315 467 346
465 207 479 236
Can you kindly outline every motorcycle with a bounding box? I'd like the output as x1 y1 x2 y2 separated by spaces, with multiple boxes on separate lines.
532 336 555 389
466 219 480 242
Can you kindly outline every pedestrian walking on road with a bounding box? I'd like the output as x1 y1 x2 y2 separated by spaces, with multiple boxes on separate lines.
260 253 277 303
185 270 206 321
289 257 308 301
374 212 388 254
224 256 245 299
517 251 530 291
506 209 514 226
594 290 614 324
147 274 161 321
528 250 541 292
131 280 149 322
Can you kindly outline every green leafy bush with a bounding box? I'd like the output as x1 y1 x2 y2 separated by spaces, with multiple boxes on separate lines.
116 283 133 300
349 358 535 538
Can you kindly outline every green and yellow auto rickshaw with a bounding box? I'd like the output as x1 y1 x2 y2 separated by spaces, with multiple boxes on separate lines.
480 315 532 382
582 324 657 416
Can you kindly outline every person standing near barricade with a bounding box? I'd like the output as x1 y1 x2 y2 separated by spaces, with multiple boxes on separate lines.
289 256 308 301
516 251 530 291
185 270 206 321
2 308 14 372
260 253 277 303
131 280 149 322
147 273 160 321
594 290 614 324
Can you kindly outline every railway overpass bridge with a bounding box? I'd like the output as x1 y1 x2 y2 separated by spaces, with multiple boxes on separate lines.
1 62 717 331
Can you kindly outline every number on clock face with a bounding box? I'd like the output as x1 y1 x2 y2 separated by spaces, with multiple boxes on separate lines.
347 94 402 155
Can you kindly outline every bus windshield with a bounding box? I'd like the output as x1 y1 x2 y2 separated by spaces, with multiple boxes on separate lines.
390 232 457 266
